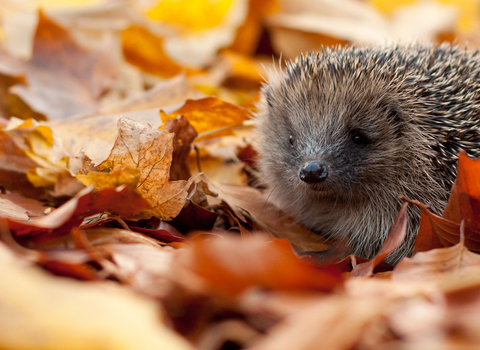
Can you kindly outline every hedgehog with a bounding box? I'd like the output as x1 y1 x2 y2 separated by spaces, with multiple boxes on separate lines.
255 43 480 265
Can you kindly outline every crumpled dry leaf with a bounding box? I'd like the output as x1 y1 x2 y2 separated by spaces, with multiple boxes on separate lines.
0 240 193 350
7 11 117 121
77 118 192 220
50 108 163 166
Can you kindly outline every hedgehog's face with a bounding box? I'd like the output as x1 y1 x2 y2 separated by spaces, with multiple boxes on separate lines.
257 74 412 206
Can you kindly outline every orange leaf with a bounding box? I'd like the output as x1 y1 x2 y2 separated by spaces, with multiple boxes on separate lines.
443 151 480 230
409 199 480 252
410 152 480 252
174 235 342 296
160 97 251 140
122 25 192 78
413 207 443 253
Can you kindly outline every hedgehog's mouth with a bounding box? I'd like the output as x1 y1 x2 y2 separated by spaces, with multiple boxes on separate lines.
309 183 327 192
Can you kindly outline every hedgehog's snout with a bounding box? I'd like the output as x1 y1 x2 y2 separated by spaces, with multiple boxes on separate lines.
299 161 328 184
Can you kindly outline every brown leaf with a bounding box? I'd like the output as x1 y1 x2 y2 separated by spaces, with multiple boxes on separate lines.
0 127 45 198
0 192 49 218
108 243 176 298
7 186 149 236
168 201 219 234
129 224 187 244
0 49 32 120
165 115 198 181
413 208 444 253
251 293 391 350
172 235 342 296
50 109 163 166
409 199 480 252
351 202 409 277
0 198 30 221
18 226 165 251
10 11 117 120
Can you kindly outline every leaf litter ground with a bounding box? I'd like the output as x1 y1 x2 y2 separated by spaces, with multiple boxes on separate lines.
2 6 480 350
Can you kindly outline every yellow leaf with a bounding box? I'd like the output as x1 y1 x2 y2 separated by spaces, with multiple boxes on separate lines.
369 0 416 14
147 0 235 32
76 168 141 191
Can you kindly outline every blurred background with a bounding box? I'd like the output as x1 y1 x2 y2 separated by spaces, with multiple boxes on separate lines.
0 0 476 109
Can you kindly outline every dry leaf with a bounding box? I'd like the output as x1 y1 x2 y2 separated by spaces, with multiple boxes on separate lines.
6 185 149 236
0 126 46 198
80 118 191 220
9 11 117 120
122 25 190 78
101 74 206 115
394 229 480 281
165 115 198 181
49 108 163 165
172 234 342 296
160 97 251 140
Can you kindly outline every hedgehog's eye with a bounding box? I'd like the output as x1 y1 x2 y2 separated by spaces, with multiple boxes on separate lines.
351 130 370 145
289 135 295 146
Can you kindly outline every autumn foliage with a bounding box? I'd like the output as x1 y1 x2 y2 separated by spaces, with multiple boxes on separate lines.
2 1 480 349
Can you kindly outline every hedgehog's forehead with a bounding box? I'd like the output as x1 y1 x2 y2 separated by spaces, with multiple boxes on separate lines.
267 64 392 114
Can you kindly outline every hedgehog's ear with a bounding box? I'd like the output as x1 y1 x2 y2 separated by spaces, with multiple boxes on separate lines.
379 96 404 127
387 106 404 125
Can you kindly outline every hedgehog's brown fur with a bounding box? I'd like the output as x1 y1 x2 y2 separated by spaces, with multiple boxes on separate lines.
256 43 480 264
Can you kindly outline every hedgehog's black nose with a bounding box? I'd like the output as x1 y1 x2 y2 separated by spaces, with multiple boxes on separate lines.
299 161 328 183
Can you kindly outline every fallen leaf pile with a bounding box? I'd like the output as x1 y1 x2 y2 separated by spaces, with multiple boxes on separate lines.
2 1 480 349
